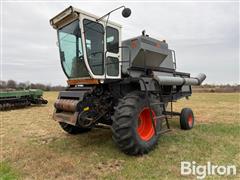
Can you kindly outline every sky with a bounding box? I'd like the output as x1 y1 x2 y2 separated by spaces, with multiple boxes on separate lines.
1 0 239 86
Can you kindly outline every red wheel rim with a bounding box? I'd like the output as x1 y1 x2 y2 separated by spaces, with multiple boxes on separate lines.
188 114 193 127
137 107 156 141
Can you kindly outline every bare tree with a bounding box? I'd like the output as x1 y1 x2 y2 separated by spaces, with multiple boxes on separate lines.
18 82 27 89
7 80 17 89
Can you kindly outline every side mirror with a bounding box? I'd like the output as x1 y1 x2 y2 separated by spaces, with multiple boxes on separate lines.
122 8 131 18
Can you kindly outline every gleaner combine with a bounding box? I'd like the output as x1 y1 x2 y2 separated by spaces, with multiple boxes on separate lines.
50 6 206 155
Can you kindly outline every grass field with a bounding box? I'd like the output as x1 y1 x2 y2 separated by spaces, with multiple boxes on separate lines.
1 92 240 179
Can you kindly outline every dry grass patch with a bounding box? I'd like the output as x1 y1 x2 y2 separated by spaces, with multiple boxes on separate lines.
173 93 240 123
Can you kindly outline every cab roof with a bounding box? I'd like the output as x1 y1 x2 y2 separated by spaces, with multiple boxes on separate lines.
50 6 122 29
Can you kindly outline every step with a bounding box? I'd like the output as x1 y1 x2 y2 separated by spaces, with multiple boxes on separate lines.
150 102 165 106
153 115 166 120
158 129 171 135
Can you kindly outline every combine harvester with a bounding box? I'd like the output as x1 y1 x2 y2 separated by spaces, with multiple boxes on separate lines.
50 6 206 155
0 89 48 110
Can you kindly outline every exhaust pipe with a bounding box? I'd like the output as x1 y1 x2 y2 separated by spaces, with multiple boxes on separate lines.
154 73 206 86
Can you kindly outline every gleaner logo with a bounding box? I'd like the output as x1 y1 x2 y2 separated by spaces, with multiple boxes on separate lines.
181 161 237 179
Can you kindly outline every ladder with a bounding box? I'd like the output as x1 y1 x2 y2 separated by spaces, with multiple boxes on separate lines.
138 77 172 136
149 98 171 135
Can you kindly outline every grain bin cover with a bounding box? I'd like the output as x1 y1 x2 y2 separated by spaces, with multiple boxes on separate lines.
122 35 174 72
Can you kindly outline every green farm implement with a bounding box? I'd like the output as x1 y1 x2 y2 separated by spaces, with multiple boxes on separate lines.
0 89 48 110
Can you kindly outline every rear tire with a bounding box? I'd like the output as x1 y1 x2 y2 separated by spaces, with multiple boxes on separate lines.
112 92 162 155
59 122 91 134
180 108 194 130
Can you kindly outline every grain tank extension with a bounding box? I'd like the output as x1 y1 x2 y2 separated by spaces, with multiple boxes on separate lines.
50 6 206 155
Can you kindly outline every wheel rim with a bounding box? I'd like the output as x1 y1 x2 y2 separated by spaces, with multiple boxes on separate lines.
137 107 156 141
188 114 193 127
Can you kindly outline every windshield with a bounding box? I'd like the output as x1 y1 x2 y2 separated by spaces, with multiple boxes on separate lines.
83 19 104 75
58 20 89 78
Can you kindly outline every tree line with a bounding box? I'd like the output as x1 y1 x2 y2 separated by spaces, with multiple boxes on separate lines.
0 80 66 91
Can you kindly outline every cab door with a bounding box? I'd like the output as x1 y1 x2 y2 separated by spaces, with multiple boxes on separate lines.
105 25 121 79
80 14 105 79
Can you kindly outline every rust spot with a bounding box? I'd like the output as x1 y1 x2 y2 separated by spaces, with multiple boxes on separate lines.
131 39 138 49
156 42 160 48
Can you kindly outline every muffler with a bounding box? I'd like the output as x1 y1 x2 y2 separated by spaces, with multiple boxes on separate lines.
154 73 206 86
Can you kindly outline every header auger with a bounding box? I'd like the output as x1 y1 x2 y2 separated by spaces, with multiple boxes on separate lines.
50 6 206 155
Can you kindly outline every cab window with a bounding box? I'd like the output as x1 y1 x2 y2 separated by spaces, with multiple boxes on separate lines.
83 19 104 75
106 26 119 54
58 20 88 78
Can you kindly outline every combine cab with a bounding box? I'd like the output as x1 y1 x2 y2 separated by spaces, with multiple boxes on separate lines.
0 89 48 110
50 6 206 155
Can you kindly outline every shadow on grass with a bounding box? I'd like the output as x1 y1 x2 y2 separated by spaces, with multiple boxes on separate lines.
44 120 240 163
46 127 126 159
46 118 182 158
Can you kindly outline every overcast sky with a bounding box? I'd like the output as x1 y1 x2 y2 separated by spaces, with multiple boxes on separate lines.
1 1 239 86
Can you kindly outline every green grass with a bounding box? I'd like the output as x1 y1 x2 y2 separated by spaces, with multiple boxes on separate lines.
0 162 19 180
101 122 240 179
1 92 240 179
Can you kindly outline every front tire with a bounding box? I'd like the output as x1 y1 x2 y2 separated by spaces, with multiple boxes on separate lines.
59 122 91 134
112 92 162 155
